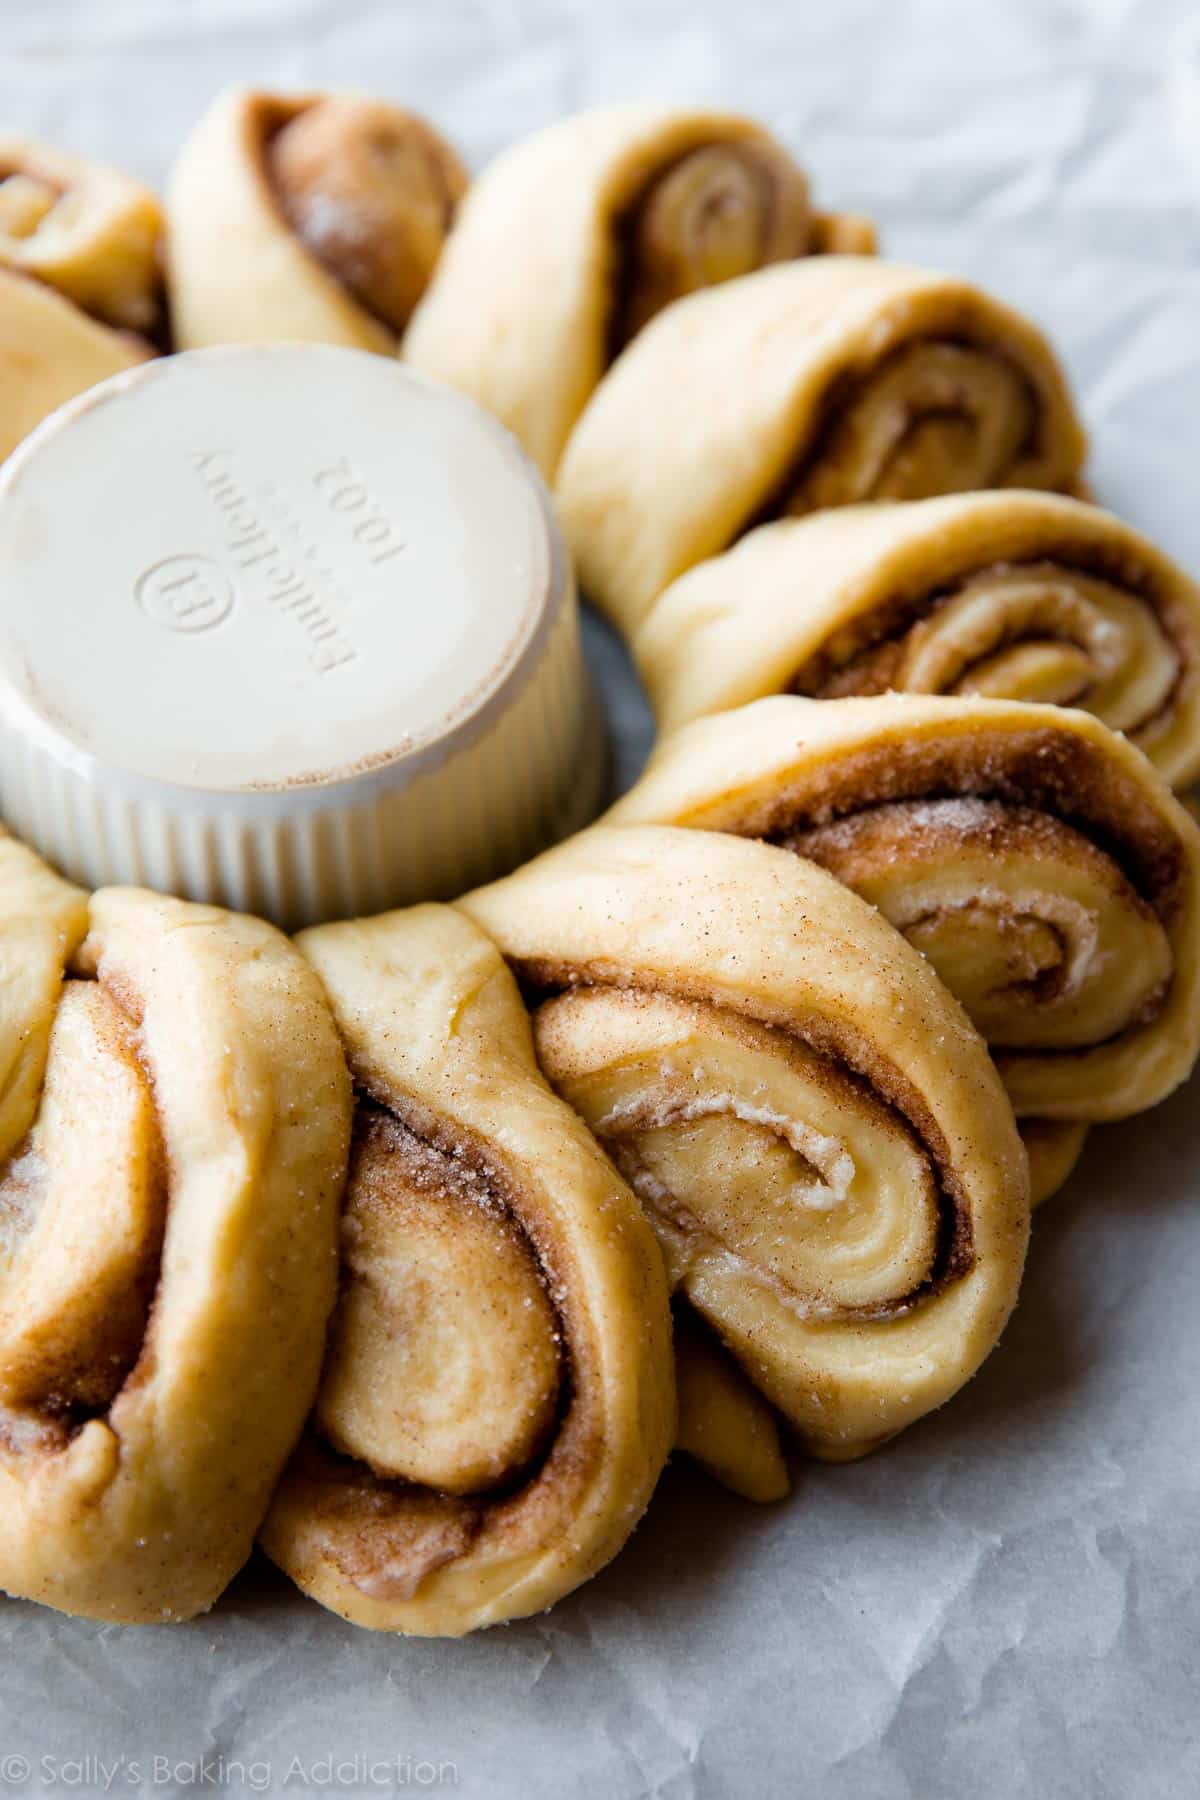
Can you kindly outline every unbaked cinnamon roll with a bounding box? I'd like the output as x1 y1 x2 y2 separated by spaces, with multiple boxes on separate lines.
167 87 466 351
265 904 674 1635
556 260 1087 634
0 134 161 459
461 827 1029 1462
0 834 350 1623
636 491 1200 788
405 103 874 477
612 695 1200 1131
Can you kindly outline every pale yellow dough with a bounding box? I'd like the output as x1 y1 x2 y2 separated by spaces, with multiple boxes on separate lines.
0 268 150 462
0 131 162 461
636 491 1200 789
0 133 163 334
167 87 463 352
0 834 351 1624
673 1313 790 1503
266 904 674 1636
556 259 1088 634
611 695 1200 1125
405 102 873 478
462 827 1029 1462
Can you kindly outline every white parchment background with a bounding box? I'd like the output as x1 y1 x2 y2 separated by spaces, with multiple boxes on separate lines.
1 2 1199 1795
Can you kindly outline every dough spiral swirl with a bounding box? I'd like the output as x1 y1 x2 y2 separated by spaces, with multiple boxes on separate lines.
406 102 873 477
168 87 466 352
265 904 674 1635
0 133 161 459
636 491 1200 787
556 259 1087 634
0 835 350 1623
612 695 1200 1130
462 827 1029 1462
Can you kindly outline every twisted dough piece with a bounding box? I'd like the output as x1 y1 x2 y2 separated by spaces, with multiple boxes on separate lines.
557 259 1087 634
0 834 351 1623
0 134 161 459
674 1313 789 1503
461 827 1029 1462
637 491 1200 788
167 87 466 351
265 905 674 1635
612 695 1200 1131
405 102 874 477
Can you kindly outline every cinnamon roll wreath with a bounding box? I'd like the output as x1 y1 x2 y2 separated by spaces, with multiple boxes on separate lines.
461 827 1029 1464
0 133 162 459
168 87 466 352
636 491 1200 789
266 904 674 1635
611 696 1200 1171
557 259 1088 635
405 102 874 478
0 834 351 1623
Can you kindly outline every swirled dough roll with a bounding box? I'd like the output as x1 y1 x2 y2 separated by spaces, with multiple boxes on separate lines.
636 491 1200 788
167 87 466 351
461 827 1029 1462
611 695 1200 1124
0 835 351 1623
0 135 161 459
556 259 1088 634
265 905 674 1635
405 103 874 478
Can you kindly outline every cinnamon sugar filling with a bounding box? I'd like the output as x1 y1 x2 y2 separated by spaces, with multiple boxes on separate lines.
745 726 1183 912
262 96 464 339
607 139 811 356
0 974 168 1453
686 727 1186 1055
791 550 1185 735
788 798 1171 1051
752 331 1043 531
296 1090 608 1603
514 964 976 1324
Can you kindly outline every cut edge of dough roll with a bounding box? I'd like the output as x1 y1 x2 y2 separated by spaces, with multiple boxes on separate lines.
461 825 1030 1463
0 132 162 460
557 258 1088 634
405 100 874 478
610 693 1200 1123
0 132 163 335
635 490 1200 788
265 903 674 1636
167 85 454 353
0 839 351 1624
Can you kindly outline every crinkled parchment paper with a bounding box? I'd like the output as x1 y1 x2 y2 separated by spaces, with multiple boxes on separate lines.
1 1 1198 1794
